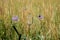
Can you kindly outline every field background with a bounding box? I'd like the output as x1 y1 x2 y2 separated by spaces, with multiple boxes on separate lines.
0 0 60 40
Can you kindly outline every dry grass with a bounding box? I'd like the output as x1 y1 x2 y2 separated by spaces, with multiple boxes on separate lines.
0 0 60 40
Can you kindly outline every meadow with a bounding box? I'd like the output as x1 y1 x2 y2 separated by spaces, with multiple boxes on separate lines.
0 0 60 40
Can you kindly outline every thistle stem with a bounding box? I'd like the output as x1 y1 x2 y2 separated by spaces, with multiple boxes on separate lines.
12 25 22 40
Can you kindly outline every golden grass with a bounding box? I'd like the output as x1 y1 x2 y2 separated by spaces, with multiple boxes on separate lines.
0 0 60 40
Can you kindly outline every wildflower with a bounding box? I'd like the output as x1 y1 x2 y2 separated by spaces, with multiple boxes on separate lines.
12 16 18 21
38 15 44 20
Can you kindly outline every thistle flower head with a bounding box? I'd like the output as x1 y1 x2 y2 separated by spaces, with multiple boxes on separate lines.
38 15 44 20
12 16 18 21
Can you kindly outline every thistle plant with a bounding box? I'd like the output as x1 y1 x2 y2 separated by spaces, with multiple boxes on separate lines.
38 15 44 20
12 16 18 23
12 16 22 40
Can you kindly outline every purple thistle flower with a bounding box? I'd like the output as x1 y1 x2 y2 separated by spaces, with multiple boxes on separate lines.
38 15 44 20
12 16 18 21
